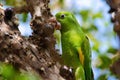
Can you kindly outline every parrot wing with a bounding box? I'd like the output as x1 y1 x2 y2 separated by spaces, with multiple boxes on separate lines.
80 36 93 80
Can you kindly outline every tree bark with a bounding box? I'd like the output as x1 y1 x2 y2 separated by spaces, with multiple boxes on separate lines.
106 0 120 78
0 0 66 80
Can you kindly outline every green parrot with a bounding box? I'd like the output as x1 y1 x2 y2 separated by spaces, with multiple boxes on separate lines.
55 11 93 80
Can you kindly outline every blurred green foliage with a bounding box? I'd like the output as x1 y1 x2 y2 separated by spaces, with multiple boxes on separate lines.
97 54 112 69
97 74 107 80
107 47 118 54
22 13 28 22
0 63 17 79
5 0 26 7
0 63 40 80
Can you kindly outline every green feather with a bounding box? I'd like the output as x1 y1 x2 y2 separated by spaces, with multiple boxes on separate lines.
56 11 93 80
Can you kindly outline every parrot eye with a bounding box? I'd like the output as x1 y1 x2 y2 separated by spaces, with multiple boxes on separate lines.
60 14 65 19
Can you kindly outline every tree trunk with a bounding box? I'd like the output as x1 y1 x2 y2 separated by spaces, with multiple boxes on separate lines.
106 0 120 78
0 0 73 80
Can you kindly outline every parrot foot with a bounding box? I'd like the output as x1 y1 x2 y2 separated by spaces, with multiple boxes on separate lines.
60 65 74 80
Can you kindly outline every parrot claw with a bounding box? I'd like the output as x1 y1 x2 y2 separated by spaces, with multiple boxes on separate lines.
60 65 74 80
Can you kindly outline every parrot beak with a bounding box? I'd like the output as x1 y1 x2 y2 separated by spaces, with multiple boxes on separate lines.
55 21 61 30
48 17 61 30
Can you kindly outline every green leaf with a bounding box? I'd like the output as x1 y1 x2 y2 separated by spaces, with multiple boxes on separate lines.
81 24 97 33
97 74 107 80
0 63 16 80
107 47 117 54
59 0 64 4
79 10 90 21
6 0 15 6
58 0 64 8
0 63 41 80
22 13 28 22
97 54 111 69
92 12 103 19
15 72 40 80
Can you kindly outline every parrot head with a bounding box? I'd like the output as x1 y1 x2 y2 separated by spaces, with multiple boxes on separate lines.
55 11 78 32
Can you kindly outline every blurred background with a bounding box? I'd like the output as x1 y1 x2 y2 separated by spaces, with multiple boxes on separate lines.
1 0 120 80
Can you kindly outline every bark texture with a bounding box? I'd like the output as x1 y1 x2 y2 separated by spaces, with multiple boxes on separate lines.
106 0 120 78
0 0 70 80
